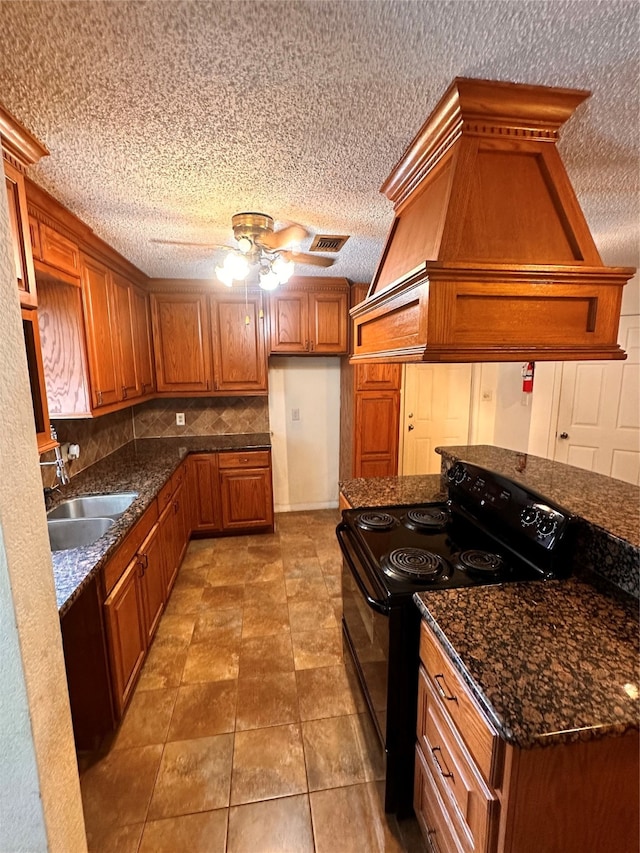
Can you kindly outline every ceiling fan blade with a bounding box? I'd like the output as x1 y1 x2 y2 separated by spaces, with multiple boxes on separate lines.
281 251 335 268
150 238 228 249
259 223 309 251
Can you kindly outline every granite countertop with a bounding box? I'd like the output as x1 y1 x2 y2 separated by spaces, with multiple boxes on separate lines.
436 445 640 547
338 473 446 508
414 575 639 749
52 434 271 615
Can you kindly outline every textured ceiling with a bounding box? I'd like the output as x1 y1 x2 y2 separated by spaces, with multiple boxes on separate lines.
0 0 638 282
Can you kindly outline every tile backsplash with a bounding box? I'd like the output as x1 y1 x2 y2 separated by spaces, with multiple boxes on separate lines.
132 397 270 438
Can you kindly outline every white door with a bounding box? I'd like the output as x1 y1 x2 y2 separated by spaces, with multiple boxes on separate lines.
401 364 472 475
554 315 640 485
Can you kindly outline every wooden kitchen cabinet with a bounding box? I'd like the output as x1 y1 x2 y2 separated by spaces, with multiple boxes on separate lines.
415 619 640 853
210 291 268 392
138 522 166 646
30 217 81 280
269 277 349 354
151 292 212 392
132 285 155 396
110 271 141 402
353 391 400 478
103 553 147 717
189 453 223 533
219 450 274 531
22 308 57 453
4 159 38 307
80 254 121 408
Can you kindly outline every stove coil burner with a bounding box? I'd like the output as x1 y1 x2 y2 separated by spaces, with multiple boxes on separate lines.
383 548 449 582
458 550 505 577
356 511 397 532
404 507 450 532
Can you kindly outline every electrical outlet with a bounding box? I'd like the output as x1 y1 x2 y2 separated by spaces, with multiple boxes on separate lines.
291 408 300 422
176 412 185 426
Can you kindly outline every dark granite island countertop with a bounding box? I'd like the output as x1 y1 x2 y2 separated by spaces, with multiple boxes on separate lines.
50 434 271 615
338 474 446 508
414 575 639 749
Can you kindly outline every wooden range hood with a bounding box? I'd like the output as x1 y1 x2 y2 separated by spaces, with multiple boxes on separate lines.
351 78 635 363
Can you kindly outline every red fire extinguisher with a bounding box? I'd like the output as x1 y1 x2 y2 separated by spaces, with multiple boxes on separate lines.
522 362 535 393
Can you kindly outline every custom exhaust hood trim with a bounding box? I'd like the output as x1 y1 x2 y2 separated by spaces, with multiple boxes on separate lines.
351 77 636 364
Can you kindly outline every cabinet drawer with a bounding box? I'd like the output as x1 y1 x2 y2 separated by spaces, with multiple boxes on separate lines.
418 667 498 852
157 477 174 511
420 621 503 788
218 450 270 469
103 500 158 595
414 743 465 853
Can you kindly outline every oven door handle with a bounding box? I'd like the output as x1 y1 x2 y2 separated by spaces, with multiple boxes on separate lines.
336 522 390 616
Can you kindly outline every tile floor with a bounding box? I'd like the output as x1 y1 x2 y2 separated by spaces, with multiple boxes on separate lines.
80 510 427 853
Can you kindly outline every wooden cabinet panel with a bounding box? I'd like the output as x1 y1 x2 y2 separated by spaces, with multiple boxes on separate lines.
354 392 400 478
269 290 308 353
38 222 80 277
151 292 211 392
22 308 57 453
104 556 147 716
173 480 190 569
356 363 403 391
111 272 140 401
189 453 222 533
220 467 274 530
310 289 348 353
138 523 165 645
218 450 270 469
4 160 37 307
81 254 120 407
132 286 155 396
211 293 267 392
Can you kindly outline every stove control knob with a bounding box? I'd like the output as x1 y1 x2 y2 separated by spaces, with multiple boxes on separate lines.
447 463 467 485
520 506 539 527
537 514 558 537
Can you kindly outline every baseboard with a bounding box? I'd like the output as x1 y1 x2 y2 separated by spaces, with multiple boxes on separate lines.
274 500 339 513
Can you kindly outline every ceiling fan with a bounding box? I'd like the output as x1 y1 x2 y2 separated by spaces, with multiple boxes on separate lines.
152 212 334 290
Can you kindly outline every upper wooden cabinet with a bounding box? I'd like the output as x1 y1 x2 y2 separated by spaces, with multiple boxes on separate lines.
111 271 142 402
211 292 267 392
81 254 121 408
269 278 349 355
132 286 155 397
151 292 212 393
30 217 81 280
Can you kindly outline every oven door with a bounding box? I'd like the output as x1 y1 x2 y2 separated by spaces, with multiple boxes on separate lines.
336 522 390 744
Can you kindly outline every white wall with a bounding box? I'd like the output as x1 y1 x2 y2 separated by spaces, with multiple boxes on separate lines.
268 357 341 512
0 180 86 849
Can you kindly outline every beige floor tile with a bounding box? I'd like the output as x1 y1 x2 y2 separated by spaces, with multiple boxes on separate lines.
243 576 287 605
113 687 178 750
288 597 337 632
236 671 299 730
168 680 237 741
147 734 234 820
86 821 144 853
323 573 342 597
296 665 363 720
279 535 317 559
186 537 218 553
137 639 189 691
153 613 196 644
231 724 307 805
302 715 373 791
139 808 228 853
244 557 285 584
246 542 283 564
182 636 240 683
238 634 294 678
310 783 405 853
285 576 331 601
180 548 216 568
81 744 163 833
207 561 250 586
331 596 343 622
192 607 243 643
172 565 210 589
241 601 290 638
227 794 314 853
162 585 204 616
282 554 324 579
292 628 343 670
200 583 245 610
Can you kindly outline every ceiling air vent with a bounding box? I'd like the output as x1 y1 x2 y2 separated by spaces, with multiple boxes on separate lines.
309 234 350 252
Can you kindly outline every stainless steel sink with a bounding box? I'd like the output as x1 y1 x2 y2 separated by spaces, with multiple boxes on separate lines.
47 492 138 521
47 517 115 552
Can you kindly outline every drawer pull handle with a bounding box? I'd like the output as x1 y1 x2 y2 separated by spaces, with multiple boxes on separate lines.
434 674 457 703
426 827 442 852
431 746 453 779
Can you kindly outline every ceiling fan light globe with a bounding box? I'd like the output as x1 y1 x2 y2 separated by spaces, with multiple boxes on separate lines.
236 235 252 254
216 265 234 287
224 251 250 280
272 255 295 283
259 268 280 291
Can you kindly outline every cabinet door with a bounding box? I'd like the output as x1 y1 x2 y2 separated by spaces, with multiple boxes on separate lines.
173 480 190 569
81 254 120 407
4 160 37 307
269 290 308 353
22 309 57 453
37 222 80 278
211 293 267 392
104 556 147 716
157 500 179 596
139 523 165 645
219 467 274 531
132 286 155 396
310 289 348 354
354 391 400 478
151 292 212 392
189 453 222 533
356 363 402 391
111 272 141 401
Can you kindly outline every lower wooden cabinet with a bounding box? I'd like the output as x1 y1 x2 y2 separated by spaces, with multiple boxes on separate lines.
138 522 166 646
219 460 274 530
189 453 222 533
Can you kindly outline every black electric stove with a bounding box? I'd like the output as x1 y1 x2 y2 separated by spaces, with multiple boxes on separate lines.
337 461 575 816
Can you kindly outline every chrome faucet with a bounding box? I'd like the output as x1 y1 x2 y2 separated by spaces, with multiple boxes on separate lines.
39 425 70 486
